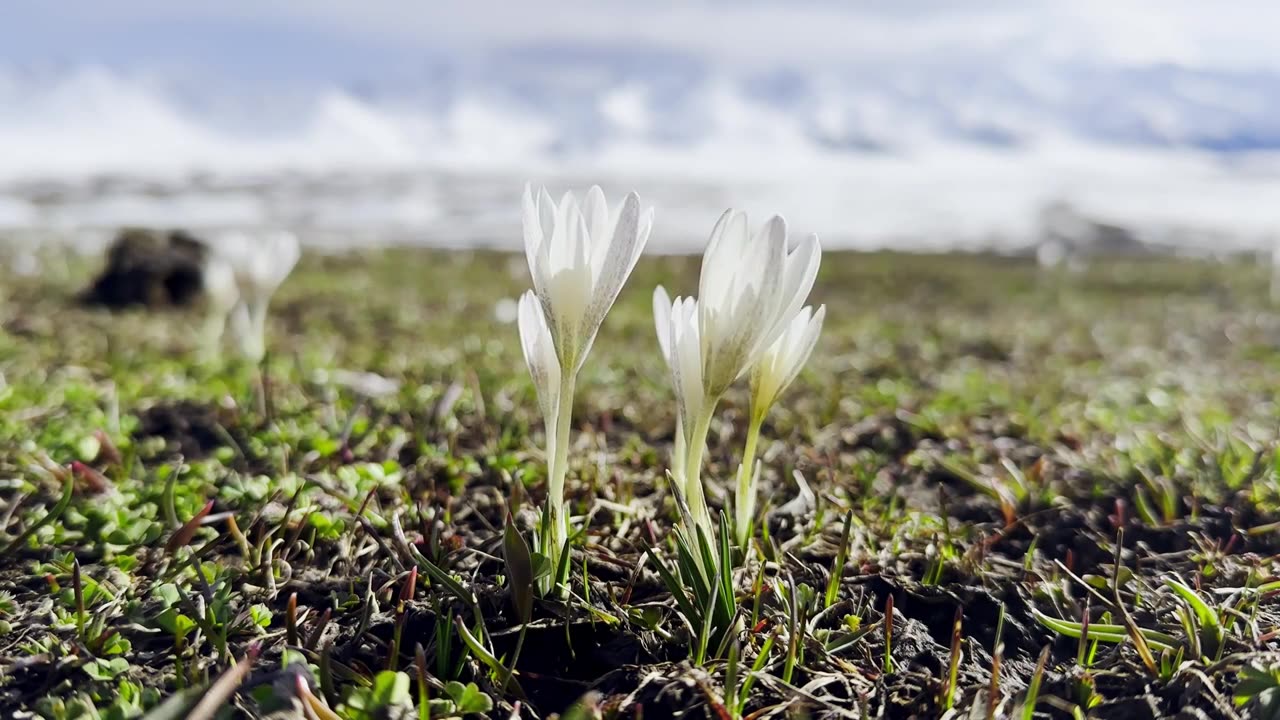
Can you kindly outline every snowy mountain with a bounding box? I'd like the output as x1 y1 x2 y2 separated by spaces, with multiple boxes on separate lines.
5 2 1280 250
7 48 1280 177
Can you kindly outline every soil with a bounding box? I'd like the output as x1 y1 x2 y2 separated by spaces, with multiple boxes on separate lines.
80 228 209 308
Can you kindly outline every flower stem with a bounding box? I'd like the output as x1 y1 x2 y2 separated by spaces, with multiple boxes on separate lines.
682 403 717 542
545 374 576 595
734 412 765 548
242 298 269 362
201 307 228 361
670 415 686 488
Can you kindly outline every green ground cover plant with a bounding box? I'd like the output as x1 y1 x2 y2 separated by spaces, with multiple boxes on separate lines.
2 245 1280 719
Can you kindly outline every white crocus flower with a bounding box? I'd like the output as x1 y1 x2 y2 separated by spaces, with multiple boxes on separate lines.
735 304 825 546
213 231 300 362
659 292 717 539
652 286 686 482
518 292 571 565
524 185 654 374
519 184 653 593
698 211 821 396
658 211 820 539
200 252 240 359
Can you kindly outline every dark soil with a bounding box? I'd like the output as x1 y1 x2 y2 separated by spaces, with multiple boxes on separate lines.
80 227 209 308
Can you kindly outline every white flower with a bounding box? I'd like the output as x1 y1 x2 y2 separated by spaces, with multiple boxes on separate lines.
523 185 654 374
697 211 821 396
329 369 401 399
653 286 687 476
518 184 653 594
653 286 674 371
200 252 240 358
736 304 824 546
749 305 826 417
656 211 821 538
662 292 715 532
493 297 520 324
210 230 300 361
658 292 704 452
517 290 562 448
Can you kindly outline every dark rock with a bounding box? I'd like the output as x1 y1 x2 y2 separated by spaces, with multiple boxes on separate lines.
80 227 209 308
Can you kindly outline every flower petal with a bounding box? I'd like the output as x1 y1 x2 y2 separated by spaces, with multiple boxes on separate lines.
750 304 823 413
741 215 790 359
268 231 301 286
517 290 562 426
582 185 611 265
653 285 673 368
547 191 582 276
772 233 822 340
522 184 547 292
669 296 704 436
637 206 655 250
778 304 824 393
705 215 786 389
581 192 646 347
698 209 741 312
537 187 557 279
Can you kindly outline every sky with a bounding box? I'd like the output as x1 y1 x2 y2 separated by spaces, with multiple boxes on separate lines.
4 2 1280 248
8 2 1280 84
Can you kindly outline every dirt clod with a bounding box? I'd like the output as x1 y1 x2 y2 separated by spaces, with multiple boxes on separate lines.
80 227 208 308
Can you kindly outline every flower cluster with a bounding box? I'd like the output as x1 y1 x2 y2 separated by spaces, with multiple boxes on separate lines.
516 184 822 594
653 210 822 543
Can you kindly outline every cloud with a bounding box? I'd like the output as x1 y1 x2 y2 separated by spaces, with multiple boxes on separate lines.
7 0 1280 76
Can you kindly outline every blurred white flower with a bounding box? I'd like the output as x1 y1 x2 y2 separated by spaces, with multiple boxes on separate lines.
493 297 519 324
200 252 240 358
209 230 300 362
329 369 401 399
519 184 652 593
12 249 39 277
736 304 825 545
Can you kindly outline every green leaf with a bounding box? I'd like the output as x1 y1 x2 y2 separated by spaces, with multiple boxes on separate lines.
370 671 412 708
444 681 493 714
1165 579 1219 630
249 604 273 629
1031 608 1179 652
1235 665 1280 710
77 435 101 463
502 520 534 622
3 470 74 555
85 657 130 681
154 582 181 605
139 688 203 720
645 546 698 629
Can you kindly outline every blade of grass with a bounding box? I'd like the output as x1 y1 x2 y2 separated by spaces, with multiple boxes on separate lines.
3 470 73 554
186 644 260 720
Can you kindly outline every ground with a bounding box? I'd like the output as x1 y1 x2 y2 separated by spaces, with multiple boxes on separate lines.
2 247 1280 719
